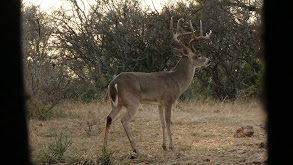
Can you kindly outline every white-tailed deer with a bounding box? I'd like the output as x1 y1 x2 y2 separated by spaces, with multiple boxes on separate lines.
104 17 212 157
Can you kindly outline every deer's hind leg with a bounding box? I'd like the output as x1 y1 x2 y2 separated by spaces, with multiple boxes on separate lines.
121 103 140 157
104 104 121 146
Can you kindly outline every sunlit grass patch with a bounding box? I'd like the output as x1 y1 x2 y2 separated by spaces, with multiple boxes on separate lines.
29 100 266 164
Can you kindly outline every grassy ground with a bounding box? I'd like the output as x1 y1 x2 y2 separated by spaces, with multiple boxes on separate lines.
28 99 267 164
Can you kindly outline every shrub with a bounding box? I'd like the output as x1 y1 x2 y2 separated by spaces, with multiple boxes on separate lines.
68 146 113 165
100 145 113 165
38 132 72 164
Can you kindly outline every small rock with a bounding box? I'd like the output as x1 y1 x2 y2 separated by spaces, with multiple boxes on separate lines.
234 125 254 138
244 153 267 165
203 158 211 162
260 122 266 129
259 142 267 148
236 149 247 154
146 154 153 158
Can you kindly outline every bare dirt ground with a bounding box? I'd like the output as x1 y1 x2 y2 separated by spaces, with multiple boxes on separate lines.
28 100 267 164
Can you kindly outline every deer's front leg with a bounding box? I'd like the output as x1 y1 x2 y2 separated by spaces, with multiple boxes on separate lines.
158 106 167 150
165 105 175 150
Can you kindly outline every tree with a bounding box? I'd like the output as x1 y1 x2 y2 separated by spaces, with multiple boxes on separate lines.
22 4 70 118
22 0 263 102
160 0 263 100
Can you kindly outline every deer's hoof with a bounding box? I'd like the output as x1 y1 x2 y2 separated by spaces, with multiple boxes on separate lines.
129 152 140 159
162 145 167 151
169 146 176 151
129 154 137 159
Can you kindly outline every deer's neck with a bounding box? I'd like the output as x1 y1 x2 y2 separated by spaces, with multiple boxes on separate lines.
171 56 195 94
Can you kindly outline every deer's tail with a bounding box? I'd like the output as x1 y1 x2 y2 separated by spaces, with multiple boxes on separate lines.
108 83 118 107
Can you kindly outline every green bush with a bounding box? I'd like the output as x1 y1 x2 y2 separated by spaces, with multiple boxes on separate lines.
26 102 55 121
100 145 113 165
38 132 72 164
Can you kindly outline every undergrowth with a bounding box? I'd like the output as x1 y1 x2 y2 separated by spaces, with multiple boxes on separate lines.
38 131 72 164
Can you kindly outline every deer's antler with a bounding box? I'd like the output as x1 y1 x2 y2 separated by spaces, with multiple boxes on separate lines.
170 17 190 54
189 20 212 53
171 17 212 54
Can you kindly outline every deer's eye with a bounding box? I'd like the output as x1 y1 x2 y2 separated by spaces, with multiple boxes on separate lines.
197 54 202 58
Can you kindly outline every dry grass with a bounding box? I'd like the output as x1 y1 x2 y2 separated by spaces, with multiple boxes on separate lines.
28 99 267 164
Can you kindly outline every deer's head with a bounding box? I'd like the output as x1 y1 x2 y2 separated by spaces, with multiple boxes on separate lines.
171 17 212 68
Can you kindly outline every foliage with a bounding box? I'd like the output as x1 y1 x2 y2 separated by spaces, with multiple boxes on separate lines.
38 131 72 164
22 4 71 116
100 145 113 165
22 0 263 102
195 0 263 100
67 145 113 165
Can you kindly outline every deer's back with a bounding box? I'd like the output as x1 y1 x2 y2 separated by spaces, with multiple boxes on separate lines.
109 72 179 106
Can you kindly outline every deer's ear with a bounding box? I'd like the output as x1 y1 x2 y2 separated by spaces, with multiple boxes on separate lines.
172 48 183 56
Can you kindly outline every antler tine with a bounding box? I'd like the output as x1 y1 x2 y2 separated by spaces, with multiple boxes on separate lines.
206 30 212 38
176 18 184 34
193 20 212 40
170 17 189 52
199 20 203 37
189 20 197 53
188 20 212 53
